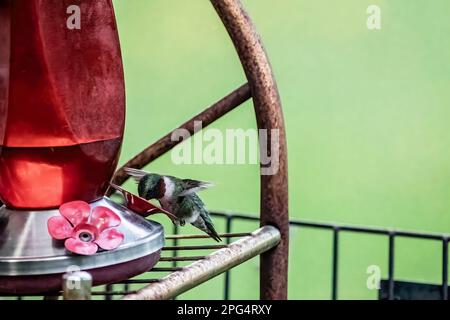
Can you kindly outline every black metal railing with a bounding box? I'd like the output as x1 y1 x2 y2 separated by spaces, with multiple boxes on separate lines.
208 212 450 301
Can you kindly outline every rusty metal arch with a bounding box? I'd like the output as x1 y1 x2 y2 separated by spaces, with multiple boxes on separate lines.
112 0 288 300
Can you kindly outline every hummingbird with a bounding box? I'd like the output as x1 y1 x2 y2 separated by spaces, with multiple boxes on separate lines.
124 168 222 242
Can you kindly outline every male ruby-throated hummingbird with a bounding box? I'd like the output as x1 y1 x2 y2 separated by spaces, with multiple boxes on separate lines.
124 168 222 242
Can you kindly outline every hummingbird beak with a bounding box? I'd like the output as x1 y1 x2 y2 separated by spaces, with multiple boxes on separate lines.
108 183 178 222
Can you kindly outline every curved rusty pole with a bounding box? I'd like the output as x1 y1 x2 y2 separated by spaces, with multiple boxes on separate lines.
210 0 289 300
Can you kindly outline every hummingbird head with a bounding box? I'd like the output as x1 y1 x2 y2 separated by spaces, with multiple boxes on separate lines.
138 173 165 200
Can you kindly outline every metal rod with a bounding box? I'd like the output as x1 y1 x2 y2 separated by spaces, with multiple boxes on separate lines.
332 228 339 300
91 291 135 296
40 291 141 297
122 226 281 300
162 245 228 251
2 293 59 298
210 0 289 300
443 238 448 300
118 279 160 284
165 232 251 240
172 224 179 300
388 233 395 300
110 83 251 190
105 284 114 301
172 224 179 269
149 267 184 272
160 256 206 262
34 292 130 297
211 212 260 221
224 215 233 300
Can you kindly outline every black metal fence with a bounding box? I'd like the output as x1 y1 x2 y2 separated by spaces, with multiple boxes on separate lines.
208 212 450 300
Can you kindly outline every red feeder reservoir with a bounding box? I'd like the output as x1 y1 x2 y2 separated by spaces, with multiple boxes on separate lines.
0 0 164 294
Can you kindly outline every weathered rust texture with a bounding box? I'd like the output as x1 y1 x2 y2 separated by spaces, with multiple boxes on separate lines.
210 0 289 300
109 83 251 192
122 226 281 300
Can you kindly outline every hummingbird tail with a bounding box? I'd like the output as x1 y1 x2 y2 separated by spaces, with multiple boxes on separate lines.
192 212 222 242
205 221 222 242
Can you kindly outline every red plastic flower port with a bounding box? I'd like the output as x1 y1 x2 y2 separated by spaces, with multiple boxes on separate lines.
47 201 124 255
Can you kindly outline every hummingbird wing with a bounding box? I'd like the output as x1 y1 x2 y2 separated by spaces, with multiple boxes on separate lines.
177 179 214 196
188 194 222 242
124 167 149 184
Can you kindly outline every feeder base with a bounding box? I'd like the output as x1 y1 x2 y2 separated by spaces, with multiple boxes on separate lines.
0 197 164 295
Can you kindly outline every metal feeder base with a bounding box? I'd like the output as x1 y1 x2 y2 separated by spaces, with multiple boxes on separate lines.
0 197 164 294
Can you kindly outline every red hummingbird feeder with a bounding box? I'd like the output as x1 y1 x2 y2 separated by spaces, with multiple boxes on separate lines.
0 0 164 294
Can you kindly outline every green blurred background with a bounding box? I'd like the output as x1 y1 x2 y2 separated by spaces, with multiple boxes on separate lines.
111 0 450 299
